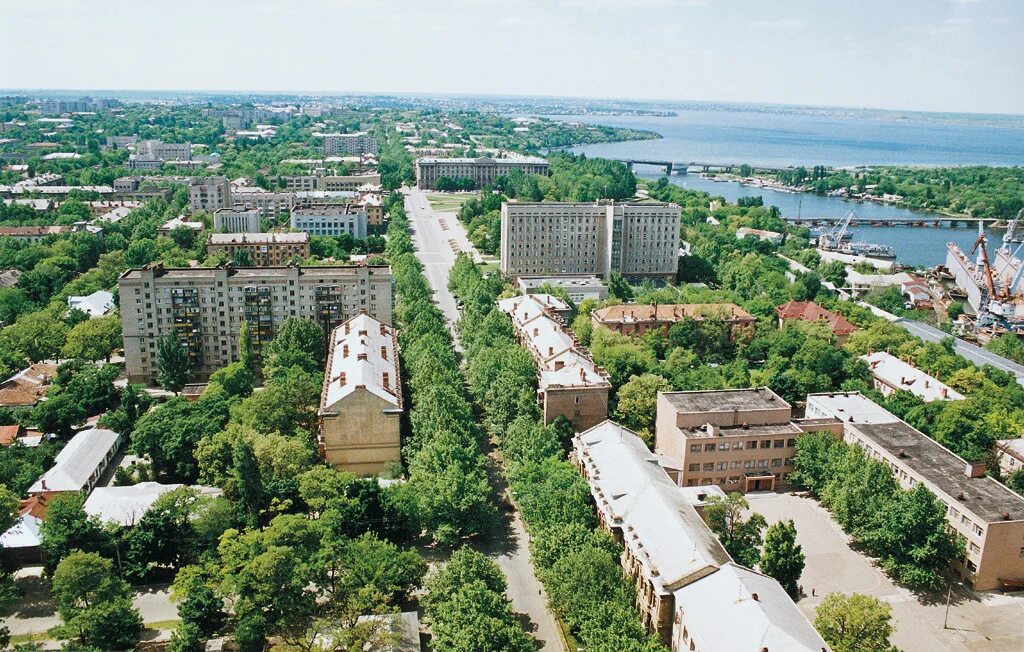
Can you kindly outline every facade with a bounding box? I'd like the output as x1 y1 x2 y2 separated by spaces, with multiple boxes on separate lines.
996 439 1024 477
497 294 610 432
0 225 68 242
499 201 680 281
592 303 755 338
775 300 857 345
654 388 843 492
118 264 393 384
28 428 122 496
318 313 402 475
188 177 232 213
230 187 295 219
322 132 378 156
291 204 368 238
806 392 1024 591
137 140 192 160
207 233 310 266
415 156 549 190
320 174 381 192
573 421 831 651
517 275 609 303
158 216 204 236
213 208 262 233
861 351 965 401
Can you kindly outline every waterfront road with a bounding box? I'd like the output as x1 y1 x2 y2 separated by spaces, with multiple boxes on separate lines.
403 187 564 650
894 318 1024 386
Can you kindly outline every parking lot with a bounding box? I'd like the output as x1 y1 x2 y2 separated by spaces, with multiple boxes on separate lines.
746 492 1024 652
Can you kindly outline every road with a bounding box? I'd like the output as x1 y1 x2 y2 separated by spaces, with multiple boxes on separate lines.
403 187 563 651
893 318 1024 385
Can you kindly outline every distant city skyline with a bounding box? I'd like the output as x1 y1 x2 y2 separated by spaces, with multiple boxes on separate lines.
3 0 1022 116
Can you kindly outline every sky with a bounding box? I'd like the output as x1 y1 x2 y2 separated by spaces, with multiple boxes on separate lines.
2 0 1022 115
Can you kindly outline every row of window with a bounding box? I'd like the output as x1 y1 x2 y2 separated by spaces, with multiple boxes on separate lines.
688 458 793 472
688 438 797 453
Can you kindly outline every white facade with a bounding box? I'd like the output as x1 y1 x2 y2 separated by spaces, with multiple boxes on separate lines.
291 204 367 238
322 132 378 156
213 208 262 233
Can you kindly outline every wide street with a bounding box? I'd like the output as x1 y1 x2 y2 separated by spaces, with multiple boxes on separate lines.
404 187 564 651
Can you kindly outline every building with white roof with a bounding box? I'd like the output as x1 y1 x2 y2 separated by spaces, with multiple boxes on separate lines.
84 482 221 526
573 421 830 650
861 351 964 402
517 274 609 303
67 289 114 317
157 216 205 235
28 428 122 495
497 294 610 432
736 226 784 245
318 313 402 475
0 513 43 568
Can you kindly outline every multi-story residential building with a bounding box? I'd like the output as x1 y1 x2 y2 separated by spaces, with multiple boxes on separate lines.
497 294 610 432
806 392 1024 591
775 300 858 345
213 208 262 233
415 156 549 190
188 177 232 213
654 387 843 492
861 351 965 402
318 313 402 475
118 264 393 384
499 201 680 281
137 140 192 161
230 187 294 219
591 303 755 337
517 275 609 303
322 132 378 156
279 174 381 193
290 204 368 238
207 233 309 266
573 421 832 651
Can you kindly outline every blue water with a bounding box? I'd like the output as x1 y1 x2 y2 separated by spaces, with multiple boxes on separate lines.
555 106 1024 168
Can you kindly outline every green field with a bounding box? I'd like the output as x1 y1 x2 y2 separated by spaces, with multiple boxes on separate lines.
426 193 474 212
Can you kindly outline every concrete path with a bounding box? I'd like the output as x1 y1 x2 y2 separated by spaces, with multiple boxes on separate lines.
404 188 564 650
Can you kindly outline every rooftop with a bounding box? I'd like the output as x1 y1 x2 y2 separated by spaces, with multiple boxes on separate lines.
593 303 754 324
321 313 401 413
28 428 121 494
67 290 114 317
862 351 965 402
518 274 608 290
997 439 1024 462
805 392 901 425
661 387 790 415
84 483 221 526
417 155 548 164
775 301 857 336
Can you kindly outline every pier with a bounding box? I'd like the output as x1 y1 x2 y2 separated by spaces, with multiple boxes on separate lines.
783 215 1004 229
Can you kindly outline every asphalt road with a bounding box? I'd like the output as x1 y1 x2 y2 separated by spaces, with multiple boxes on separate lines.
403 188 564 650
893 318 1024 385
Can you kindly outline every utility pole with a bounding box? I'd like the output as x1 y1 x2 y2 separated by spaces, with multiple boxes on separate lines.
943 581 954 629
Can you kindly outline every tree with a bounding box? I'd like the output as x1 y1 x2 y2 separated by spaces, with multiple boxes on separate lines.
814 592 894 652
50 551 143 650
157 332 191 394
759 520 804 599
607 273 633 301
239 320 255 373
703 492 767 567
33 393 86 438
38 493 112 573
612 373 671 443
61 314 122 361
264 317 325 370
0 485 19 647
233 438 263 527
1007 468 1024 496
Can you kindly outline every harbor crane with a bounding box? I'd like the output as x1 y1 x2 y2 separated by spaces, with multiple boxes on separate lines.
971 223 1015 318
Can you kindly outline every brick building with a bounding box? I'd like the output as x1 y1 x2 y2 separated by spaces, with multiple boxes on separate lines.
206 233 309 266
591 303 755 337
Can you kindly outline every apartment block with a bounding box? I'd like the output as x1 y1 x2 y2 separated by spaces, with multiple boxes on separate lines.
290 204 368 238
573 421 831 651
318 313 402 475
279 174 381 192
591 303 755 338
207 233 309 266
137 140 192 160
188 177 232 213
655 388 843 493
322 132 378 156
213 208 262 233
230 187 295 219
806 392 1024 591
497 294 610 432
118 264 393 384
415 156 549 190
861 351 965 402
499 201 680 281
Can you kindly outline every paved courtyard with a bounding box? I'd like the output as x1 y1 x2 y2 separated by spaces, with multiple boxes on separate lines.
745 492 1024 652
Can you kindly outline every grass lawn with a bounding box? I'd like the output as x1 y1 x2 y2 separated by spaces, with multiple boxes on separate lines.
426 193 473 212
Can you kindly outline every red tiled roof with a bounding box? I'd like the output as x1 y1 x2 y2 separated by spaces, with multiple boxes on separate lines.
0 425 21 446
775 301 857 336
19 495 48 519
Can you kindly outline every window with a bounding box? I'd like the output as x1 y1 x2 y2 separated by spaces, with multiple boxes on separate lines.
760 440 771 449
730 461 741 469
732 442 744 450
717 462 727 471
690 444 701 453
718 442 730 451
771 458 783 467
774 439 785 448
704 443 716 452
703 463 714 472
688 464 699 472
746 441 757 450
744 460 754 469
786 439 797 448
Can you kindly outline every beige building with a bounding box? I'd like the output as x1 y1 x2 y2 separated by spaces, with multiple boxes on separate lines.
497 294 610 432
188 177 231 213
207 233 309 266
996 439 1024 478
806 392 1024 591
499 201 680 281
318 313 402 475
290 203 368 238
415 156 548 190
118 263 392 384
655 388 843 493
213 208 262 233
230 187 295 219
861 351 965 402
322 132 378 156
573 421 832 651
591 303 755 338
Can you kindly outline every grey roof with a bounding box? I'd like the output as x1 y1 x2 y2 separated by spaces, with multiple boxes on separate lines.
851 421 1024 523
208 232 308 245
662 387 790 414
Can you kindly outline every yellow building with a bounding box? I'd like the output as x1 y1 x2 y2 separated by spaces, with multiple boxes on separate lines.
318 313 402 475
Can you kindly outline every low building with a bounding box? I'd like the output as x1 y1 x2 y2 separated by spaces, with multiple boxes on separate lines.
207 232 309 266
996 439 1024 478
318 313 402 475
0 225 68 242
901 274 932 308
775 300 857 345
497 294 610 432
84 482 221 526
861 351 965 402
655 387 843 492
213 208 262 233
591 303 755 338
0 497 48 569
28 428 122 496
0 363 58 408
67 290 114 317
516 275 609 303
0 424 24 446
157 216 205 236
416 156 548 190
806 392 1024 591
736 226 784 245
573 421 831 650
290 203 368 238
